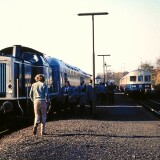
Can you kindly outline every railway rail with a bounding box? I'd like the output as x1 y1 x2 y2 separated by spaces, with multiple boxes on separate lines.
134 96 160 117
0 116 32 138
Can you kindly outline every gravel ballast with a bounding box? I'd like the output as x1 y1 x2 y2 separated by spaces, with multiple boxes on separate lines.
0 119 160 160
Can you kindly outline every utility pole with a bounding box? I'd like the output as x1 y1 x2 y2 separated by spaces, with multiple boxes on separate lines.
78 12 109 115
97 54 110 83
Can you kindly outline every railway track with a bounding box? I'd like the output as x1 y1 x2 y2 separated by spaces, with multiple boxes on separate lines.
134 96 160 117
0 121 15 138
0 126 10 137
0 116 32 139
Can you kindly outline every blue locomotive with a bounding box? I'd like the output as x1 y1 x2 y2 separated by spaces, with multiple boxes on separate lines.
0 45 53 118
119 69 151 95
0 45 91 119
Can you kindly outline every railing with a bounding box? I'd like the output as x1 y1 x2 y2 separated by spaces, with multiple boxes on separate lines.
0 63 6 97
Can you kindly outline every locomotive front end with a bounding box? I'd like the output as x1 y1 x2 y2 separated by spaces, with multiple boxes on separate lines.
0 57 14 113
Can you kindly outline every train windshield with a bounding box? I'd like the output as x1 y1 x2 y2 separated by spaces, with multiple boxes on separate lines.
145 75 151 82
138 75 143 82
0 47 13 57
130 76 136 82
22 52 49 66
23 52 38 63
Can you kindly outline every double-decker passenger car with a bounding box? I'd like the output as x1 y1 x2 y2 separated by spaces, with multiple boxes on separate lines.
119 69 151 95
46 57 91 113
46 57 91 96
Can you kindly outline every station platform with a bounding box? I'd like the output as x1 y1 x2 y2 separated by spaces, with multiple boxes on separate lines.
0 105 160 160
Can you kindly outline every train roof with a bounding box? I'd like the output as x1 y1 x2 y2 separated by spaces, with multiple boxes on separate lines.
128 69 151 75
0 45 44 57
46 56 91 76
120 69 151 80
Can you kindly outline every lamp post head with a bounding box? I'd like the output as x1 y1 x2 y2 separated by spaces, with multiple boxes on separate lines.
97 54 110 56
78 12 109 16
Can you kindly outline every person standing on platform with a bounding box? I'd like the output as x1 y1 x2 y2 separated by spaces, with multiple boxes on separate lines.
96 83 101 105
97 82 106 105
30 74 49 136
78 88 88 115
77 80 86 93
61 80 75 114
86 80 93 114
108 82 115 105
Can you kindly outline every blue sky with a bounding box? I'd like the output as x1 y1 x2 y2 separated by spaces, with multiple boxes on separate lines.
0 0 160 75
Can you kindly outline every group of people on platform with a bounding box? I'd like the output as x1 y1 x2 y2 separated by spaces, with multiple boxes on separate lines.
96 82 116 105
61 80 93 115
60 80 116 116
29 74 116 136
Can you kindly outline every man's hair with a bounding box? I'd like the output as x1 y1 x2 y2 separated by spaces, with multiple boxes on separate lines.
35 74 45 82
65 80 70 86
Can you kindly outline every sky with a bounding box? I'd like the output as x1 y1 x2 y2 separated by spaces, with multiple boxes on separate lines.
0 0 160 76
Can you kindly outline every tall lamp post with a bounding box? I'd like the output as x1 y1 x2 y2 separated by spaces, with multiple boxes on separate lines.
78 12 109 114
104 63 111 83
97 54 110 83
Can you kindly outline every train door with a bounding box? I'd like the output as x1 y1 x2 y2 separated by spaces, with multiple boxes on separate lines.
24 64 32 98
60 72 68 88
51 66 59 95
22 52 38 84
14 62 24 97
21 62 26 97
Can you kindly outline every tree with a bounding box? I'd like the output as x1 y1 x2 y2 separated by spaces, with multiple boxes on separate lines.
140 62 154 72
156 57 160 68
153 57 160 86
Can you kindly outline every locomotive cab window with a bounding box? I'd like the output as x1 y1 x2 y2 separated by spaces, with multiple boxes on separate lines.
23 52 38 63
39 55 49 66
0 47 13 57
130 76 136 82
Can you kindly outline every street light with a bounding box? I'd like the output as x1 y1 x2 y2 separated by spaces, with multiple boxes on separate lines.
78 12 109 114
97 54 110 83
104 63 111 83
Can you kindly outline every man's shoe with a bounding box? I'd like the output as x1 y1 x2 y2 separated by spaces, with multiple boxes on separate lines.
33 126 37 135
41 132 47 136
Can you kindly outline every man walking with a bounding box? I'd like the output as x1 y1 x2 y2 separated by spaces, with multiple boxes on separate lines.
30 74 49 136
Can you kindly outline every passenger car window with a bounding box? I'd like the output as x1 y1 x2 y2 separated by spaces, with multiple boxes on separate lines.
145 75 151 82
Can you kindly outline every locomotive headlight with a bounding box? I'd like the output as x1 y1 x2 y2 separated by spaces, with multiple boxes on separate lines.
8 83 12 89
7 83 13 93
132 85 136 88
